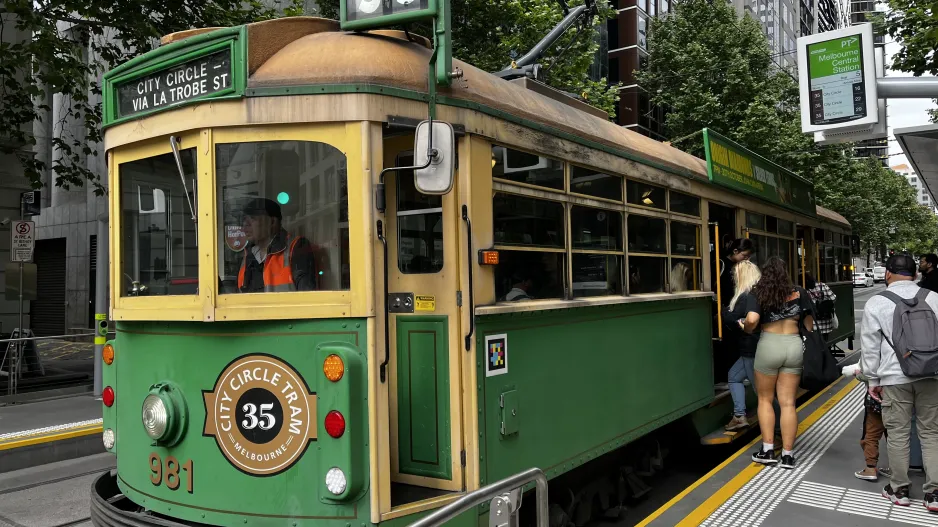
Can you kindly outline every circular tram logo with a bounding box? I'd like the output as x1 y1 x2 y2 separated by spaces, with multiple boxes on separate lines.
203 355 317 476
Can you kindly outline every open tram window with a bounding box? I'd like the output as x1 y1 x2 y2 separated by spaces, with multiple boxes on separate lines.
494 251 565 301
215 140 350 294
626 180 666 210
628 256 667 294
119 148 198 297
492 145 564 191
670 258 701 292
669 191 700 217
570 165 622 201
396 153 443 274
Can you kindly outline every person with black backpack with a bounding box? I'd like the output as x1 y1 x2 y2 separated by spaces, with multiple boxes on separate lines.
805 272 837 342
860 254 938 511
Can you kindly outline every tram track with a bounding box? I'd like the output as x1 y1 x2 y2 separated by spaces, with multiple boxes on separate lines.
0 465 114 496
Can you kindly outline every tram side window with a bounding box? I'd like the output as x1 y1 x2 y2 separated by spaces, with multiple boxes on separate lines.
572 206 623 297
626 180 666 210
570 165 623 201
397 154 443 274
669 191 700 217
671 221 701 292
628 215 667 293
120 149 198 297
215 140 350 294
493 192 565 300
492 145 564 190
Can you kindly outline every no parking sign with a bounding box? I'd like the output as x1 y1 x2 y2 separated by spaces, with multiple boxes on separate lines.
10 221 35 262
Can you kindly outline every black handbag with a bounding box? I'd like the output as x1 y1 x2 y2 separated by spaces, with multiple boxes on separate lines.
799 310 839 390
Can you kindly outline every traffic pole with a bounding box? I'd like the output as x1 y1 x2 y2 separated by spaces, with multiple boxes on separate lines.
93 215 108 397
14 197 24 398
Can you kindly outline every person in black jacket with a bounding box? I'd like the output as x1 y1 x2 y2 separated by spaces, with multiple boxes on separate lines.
919 254 938 293
723 260 762 431
719 238 756 308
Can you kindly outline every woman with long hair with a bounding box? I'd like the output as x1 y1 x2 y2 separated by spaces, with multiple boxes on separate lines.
719 238 755 308
723 260 761 431
745 256 816 469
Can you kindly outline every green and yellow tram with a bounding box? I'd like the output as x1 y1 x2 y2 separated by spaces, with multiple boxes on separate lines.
91 17 856 527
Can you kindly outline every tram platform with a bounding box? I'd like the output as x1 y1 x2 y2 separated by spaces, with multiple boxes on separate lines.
640 374 938 527
0 392 103 473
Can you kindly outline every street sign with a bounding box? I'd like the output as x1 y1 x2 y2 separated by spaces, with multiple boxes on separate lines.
797 24 878 134
10 221 35 263
21 190 40 216
341 0 438 30
813 46 888 145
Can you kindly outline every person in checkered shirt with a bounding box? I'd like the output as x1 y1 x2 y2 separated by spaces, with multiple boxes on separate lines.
805 273 837 341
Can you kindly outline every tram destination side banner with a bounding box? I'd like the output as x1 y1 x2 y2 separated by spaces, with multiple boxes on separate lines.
115 49 232 119
703 128 816 217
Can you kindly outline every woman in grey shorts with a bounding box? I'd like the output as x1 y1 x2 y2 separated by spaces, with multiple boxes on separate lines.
742 256 817 470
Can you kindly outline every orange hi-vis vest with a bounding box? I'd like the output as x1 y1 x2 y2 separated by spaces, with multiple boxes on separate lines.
238 233 301 292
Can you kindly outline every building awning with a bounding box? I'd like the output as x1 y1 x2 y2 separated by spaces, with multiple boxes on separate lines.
895 124 938 202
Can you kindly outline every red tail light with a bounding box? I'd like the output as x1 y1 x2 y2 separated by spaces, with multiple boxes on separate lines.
102 386 115 407
324 410 345 438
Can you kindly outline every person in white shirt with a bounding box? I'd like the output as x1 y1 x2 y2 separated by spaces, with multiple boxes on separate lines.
860 254 938 510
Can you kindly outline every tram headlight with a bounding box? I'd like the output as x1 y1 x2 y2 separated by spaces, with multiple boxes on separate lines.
142 394 168 440
102 428 116 450
325 467 347 495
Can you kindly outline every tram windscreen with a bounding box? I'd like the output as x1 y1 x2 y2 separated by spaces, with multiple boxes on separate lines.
215 140 350 294
119 149 198 296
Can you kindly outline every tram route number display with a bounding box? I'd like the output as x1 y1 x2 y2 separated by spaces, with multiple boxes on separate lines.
807 34 866 126
116 50 231 119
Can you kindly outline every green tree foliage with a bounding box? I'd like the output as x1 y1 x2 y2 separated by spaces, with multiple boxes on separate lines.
315 0 621 117
878 0 938 122
0 0 302 192
636 0 938 254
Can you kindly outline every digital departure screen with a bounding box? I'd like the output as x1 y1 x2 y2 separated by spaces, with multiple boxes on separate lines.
807 34 867 126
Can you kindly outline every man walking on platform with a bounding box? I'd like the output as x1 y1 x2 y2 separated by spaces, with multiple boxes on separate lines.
860 254 938 510
919 254 938 293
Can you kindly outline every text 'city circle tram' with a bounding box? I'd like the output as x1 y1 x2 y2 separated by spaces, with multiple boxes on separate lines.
90 2 858 526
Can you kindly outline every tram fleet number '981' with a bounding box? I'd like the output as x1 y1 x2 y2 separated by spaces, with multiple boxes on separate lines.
149 453 194 493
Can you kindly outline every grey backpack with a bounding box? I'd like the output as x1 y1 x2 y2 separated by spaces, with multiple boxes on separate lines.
880 289 938 377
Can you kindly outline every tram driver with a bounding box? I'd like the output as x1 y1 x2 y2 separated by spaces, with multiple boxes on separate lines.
238 197 316 293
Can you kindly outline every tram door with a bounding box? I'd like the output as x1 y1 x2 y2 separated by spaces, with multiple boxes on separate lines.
709 203 737 384
382 134 465 494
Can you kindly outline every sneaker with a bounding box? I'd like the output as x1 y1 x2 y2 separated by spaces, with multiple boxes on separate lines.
855 467 878 481
883 484 911 506
925 492 938 513
725 415 748 431
779 454 796 469
880 467 893 478
752 448 778 465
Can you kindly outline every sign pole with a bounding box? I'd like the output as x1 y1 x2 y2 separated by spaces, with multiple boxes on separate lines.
15 197 24 398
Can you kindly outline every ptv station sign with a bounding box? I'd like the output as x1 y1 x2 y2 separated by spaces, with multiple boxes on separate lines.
797 24 879 135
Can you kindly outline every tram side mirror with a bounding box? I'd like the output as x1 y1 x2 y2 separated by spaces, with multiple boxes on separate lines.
414 120 455 195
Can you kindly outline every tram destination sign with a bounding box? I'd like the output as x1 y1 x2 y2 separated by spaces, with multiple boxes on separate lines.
797 24 878 133
703 129 816 217
115 49 232 119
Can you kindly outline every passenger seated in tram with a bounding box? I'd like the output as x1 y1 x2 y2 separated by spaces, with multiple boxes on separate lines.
503 272 534 302
671 262 691 292
237 197 316 293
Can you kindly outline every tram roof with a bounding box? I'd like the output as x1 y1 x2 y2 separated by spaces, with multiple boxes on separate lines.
154 17 848 228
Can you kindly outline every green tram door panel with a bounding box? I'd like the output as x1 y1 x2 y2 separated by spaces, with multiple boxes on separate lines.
395 316 452 479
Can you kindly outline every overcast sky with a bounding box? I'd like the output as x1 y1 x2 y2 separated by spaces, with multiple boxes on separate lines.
885 39 935 169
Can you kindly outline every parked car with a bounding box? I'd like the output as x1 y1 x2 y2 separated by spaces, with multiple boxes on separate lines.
872 266 886 282
854 272 874 288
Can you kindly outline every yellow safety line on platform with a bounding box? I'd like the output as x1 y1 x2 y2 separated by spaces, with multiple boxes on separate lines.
635 377 860 527
0 425 103 451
